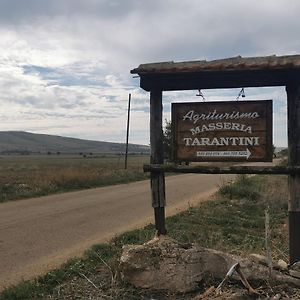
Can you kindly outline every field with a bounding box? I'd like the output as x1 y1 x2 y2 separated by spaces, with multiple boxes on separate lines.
1 174 296 300
0 154 150 203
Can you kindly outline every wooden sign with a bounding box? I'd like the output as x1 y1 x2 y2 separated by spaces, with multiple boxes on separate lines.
172 100 273 162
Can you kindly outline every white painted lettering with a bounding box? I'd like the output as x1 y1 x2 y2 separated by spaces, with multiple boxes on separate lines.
182 136 260 147
201 138 210 146
219 137 229 146
191 138 201 146
182 109 260 124
183 137 192 146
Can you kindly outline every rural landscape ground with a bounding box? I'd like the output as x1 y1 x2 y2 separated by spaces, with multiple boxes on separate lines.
0 154 150 203
0 166 234 289
0 154 299 299
0 1 298 299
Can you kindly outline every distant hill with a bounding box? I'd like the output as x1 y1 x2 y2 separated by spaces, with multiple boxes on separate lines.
0 131 149 154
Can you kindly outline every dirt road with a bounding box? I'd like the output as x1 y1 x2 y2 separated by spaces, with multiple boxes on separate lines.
0 173 238 289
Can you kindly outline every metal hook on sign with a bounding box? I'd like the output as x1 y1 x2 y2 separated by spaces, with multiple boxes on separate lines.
196 89 206 101
236 88 245 100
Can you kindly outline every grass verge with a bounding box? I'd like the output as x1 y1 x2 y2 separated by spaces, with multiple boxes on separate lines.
0 174 291 299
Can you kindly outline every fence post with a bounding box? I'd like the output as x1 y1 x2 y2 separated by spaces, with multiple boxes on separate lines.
287 83 300 263
150 89 166 235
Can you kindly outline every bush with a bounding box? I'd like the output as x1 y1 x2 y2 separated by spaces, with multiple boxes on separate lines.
219 175 262 201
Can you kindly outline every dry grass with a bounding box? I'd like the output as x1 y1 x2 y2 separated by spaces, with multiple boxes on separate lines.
0 154 150 202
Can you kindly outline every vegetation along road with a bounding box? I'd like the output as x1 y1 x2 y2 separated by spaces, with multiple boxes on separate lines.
0 172 238 289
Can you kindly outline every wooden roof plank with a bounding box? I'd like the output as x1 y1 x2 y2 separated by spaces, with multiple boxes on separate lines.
132 55 300 91
131 55 300 75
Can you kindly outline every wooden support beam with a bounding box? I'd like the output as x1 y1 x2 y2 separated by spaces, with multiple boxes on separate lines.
150 89 166 235
140 69 300 91
144 164 300 175
287 83 300 264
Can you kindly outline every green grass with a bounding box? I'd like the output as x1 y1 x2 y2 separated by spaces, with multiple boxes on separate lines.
0 154 150 203
218 174 263 201
0 175 290 299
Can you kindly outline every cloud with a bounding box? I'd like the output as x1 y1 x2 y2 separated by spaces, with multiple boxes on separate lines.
22 64 112 87
0 0 299 145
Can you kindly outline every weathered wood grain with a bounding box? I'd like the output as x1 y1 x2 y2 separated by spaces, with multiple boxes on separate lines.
144 164 300 175
150 89 166 235
287 83 300 263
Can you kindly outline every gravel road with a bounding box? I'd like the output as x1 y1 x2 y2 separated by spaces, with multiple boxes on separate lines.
0 173 236 289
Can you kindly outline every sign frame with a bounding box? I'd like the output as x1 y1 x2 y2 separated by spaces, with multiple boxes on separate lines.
172 100 273 162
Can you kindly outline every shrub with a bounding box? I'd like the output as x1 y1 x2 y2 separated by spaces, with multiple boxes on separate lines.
219 175 262 201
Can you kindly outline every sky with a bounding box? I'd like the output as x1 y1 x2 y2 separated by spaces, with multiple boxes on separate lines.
0 0 299 147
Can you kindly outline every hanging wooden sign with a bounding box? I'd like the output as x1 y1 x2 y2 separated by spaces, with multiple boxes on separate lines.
172 100 273 162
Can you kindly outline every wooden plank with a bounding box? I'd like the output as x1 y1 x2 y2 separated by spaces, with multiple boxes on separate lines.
140 69 300 91
144 164 300 175
172 100 273 162
150 89 166 235
287 83 300 263
131 55 300 76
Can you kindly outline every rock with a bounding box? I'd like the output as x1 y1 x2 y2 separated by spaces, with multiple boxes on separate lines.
249 254 288 272
289 269 300 279
249 253 269 266
290 261 300 271
277 259 288 271
119 236 300 293
289 261 300 279
120 236 236 292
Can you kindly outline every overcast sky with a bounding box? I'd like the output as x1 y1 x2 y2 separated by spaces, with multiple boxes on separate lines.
0 0 299 146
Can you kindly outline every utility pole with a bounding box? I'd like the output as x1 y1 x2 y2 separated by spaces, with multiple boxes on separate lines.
125 93 131 169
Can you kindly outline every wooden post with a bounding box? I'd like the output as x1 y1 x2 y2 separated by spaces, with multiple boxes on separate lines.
150 89 167 235
287 83 300 263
